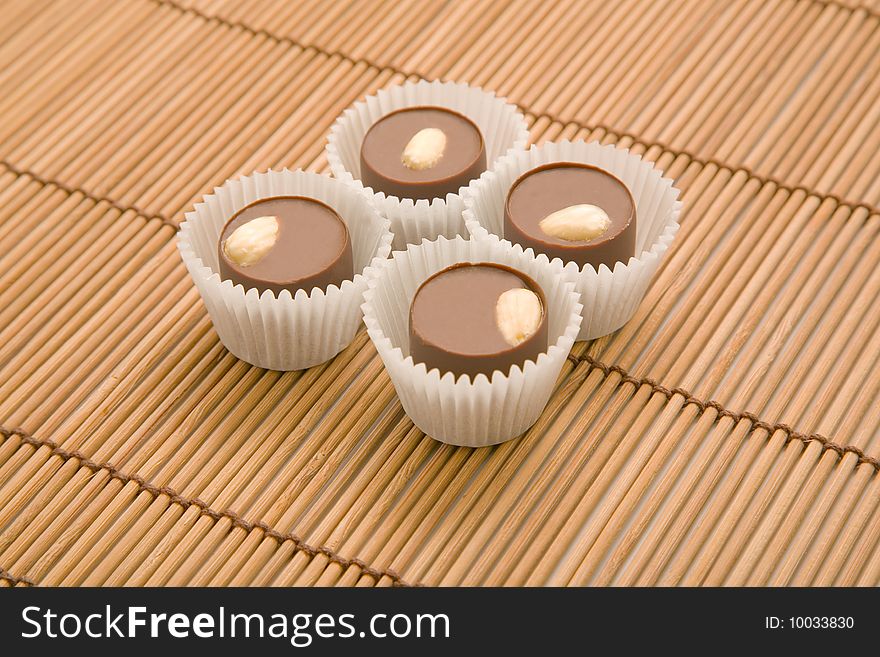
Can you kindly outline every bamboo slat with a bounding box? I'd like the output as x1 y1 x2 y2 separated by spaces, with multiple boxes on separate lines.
0 0 877 587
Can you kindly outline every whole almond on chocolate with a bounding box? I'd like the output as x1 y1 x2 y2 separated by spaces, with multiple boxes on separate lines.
222 215 279 267
538 204 611 242
401 128 447 170
495 287 543 347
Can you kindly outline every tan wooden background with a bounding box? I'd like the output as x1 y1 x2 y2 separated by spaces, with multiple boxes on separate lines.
1 0 879 587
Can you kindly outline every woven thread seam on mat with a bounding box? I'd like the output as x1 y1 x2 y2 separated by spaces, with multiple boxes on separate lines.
539 121 880 218
5 124 877 233
812 0 880 18
0 160 176 230
0 426 413 588
0 566 34 587
566 353 880 471
8 0 880 227
147 0 395 73
144 0 880 218
147 0 880 67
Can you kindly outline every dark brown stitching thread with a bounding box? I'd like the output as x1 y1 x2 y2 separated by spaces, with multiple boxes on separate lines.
810 0 880 18
565 353 880 471
3 1 876 238
172 0 880 217
0 426 411 587
151 0 880 218
0 566 34 587
148 0 400 75
1 4 866 237
148 0 880 73
536 121 880 218
0 160 178 230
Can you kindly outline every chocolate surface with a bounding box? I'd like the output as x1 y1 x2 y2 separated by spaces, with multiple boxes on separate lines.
218 196 353 296
409 263 548 378
504 162 636 269
360 106 487 201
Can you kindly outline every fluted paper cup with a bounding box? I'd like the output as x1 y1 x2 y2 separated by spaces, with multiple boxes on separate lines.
178 169 393 370
361 235 582 447
462 140 681 340
327 80 529 250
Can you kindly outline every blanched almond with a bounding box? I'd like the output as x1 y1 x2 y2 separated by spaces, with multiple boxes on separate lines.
495 287 543 346
223 215 279 267
538 203 610 242
402 128 447 170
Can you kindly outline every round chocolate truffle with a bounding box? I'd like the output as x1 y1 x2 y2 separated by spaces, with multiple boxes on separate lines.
218 195 353 296
409 262 548 378
504 162 636 270
360 106 487 201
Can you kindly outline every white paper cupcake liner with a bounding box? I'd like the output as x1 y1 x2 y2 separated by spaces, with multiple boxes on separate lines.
361 235 582 447
462 140 682 341
178 169 393 371
327 80 529 251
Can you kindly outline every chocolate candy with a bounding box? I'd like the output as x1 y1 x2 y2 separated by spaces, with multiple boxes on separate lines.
360 106 487 201
504 162 636 269
409 262 548 378
218 195 353 296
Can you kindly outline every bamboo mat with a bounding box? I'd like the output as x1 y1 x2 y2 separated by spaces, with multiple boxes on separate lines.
0 0 878 588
